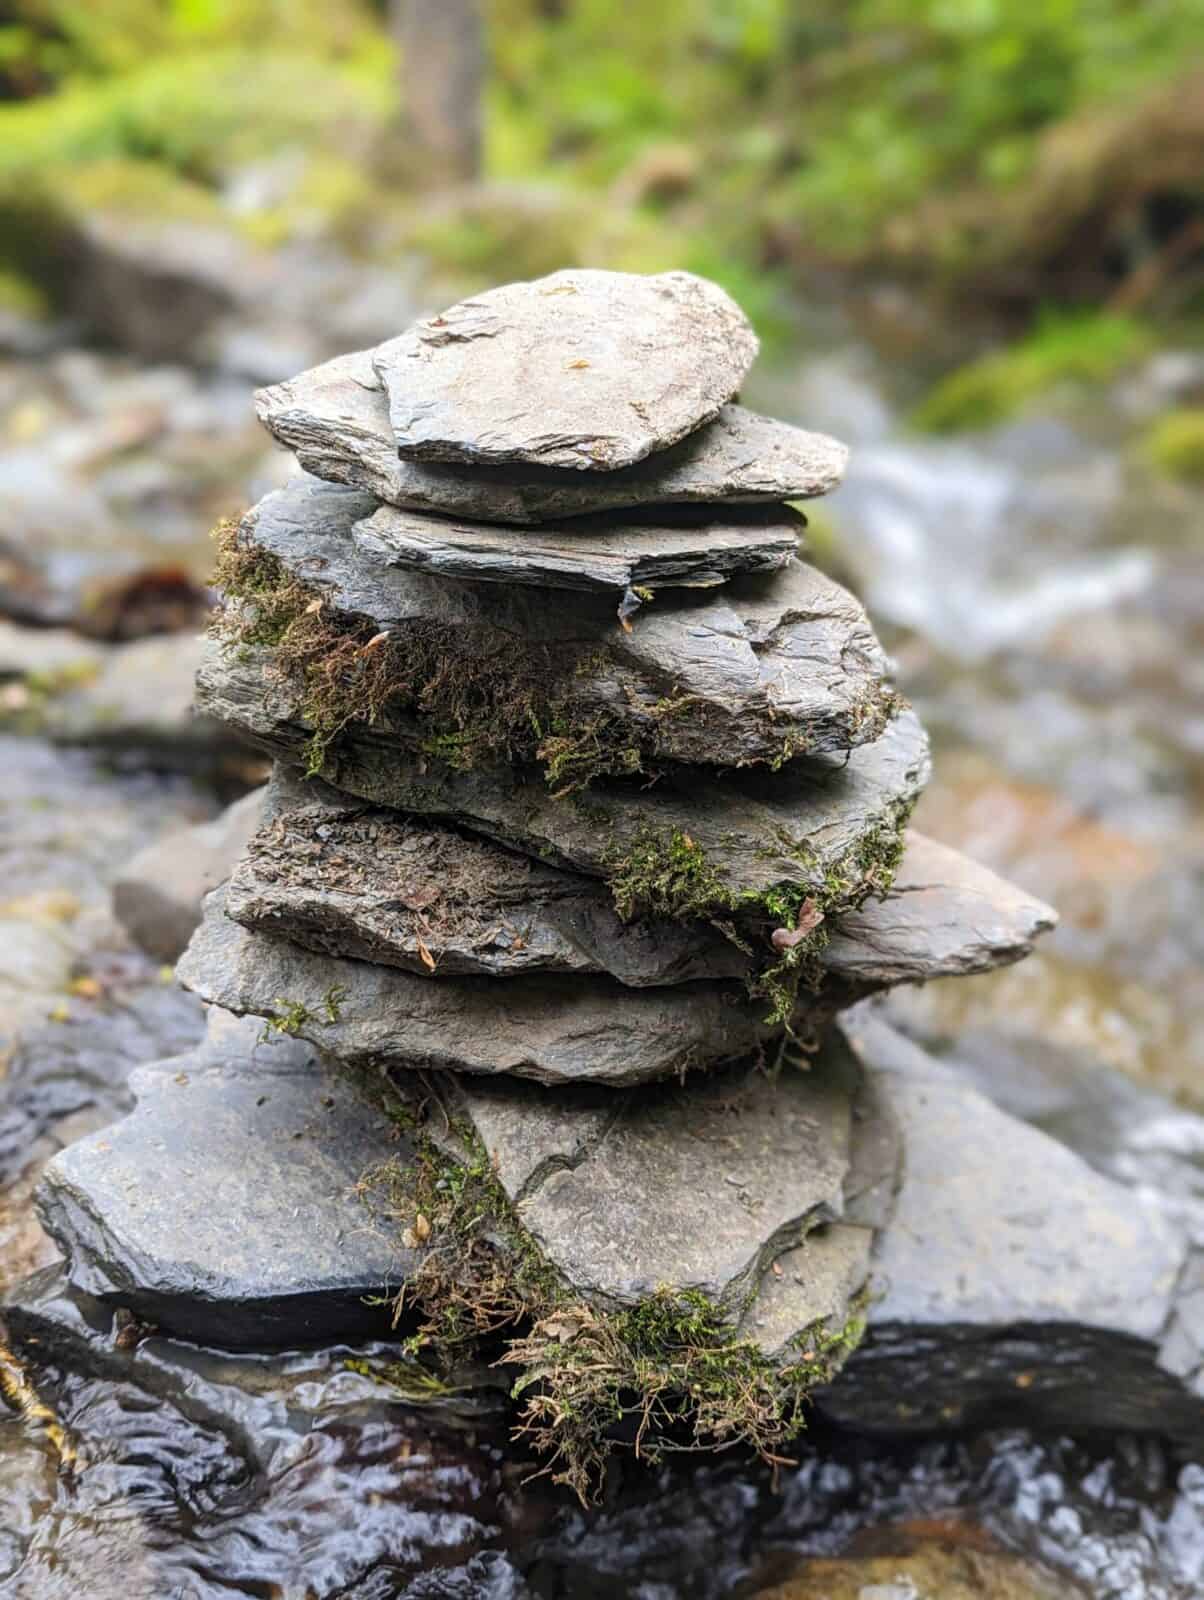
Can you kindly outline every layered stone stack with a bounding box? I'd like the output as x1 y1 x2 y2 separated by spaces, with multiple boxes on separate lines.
39 272 1072 1487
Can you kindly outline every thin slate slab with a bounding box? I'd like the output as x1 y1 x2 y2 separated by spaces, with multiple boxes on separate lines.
199 637 929 913
817 1008 1204 1440
438 1049 857 1313
823 831 1057 985
178 887 790 1087
224 768 746 987
223 477 897 767
255 347 848 525
352 500 801 596
34 1008 410 1346
370 269 759 471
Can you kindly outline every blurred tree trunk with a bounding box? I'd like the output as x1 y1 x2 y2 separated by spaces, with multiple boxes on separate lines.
392 0 484 186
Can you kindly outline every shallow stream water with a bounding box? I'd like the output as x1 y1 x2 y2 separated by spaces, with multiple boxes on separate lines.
0 290 1201 1596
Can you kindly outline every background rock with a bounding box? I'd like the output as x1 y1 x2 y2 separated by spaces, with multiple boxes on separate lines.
372 269 758 470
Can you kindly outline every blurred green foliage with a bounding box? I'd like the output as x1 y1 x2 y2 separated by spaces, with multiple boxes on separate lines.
1142 408 1204 481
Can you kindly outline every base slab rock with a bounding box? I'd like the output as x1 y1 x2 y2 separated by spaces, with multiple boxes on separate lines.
34 1008 412 1346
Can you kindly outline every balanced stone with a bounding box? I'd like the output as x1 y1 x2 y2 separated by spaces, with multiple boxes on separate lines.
198 639 929 917
435 1043 857 1313
220 476 898 769
370 269 758 471
255 347 848 524
178 887 790 1086
225 769 745 986
352 501 802 596
35 1009 409 1345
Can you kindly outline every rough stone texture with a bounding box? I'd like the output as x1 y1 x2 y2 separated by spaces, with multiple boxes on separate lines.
228 477 897 767
819 1008 1204 1441
255 347 848 524
823 830 1057 984
225 769 745 986
113 786 267 962
198 651 927 917
178 887 790 1086
443 1048 857 1312
370 269 758 471
35 1009 409 1346
353 500 801 596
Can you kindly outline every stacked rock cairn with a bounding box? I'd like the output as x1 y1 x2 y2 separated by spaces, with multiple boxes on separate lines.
178 270 1055 1497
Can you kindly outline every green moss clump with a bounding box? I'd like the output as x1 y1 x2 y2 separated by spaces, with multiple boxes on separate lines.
912 311 1149 434
1143 409 1204 483
356 1091 865 1505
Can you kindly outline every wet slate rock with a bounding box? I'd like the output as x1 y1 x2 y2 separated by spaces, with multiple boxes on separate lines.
35 1009 410 1346
438 1045 857 1314
370 269 758 471
114 785 267 962
255 347 847 524
198 637 929 913
224 769 746 986
178 887 788 1087
817 1008 1204 1442
823 831 1057 985
224 476 896 767
353 500 801 596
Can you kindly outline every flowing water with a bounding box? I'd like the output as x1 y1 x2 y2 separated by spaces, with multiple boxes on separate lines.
0 287 1201 1596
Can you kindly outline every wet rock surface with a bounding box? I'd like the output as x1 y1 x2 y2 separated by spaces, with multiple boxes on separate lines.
225 769 745 985
820 1008 1204 1443
371 269 759 470
178 885 787 1086
256 346 848 523
37 1009 409 1345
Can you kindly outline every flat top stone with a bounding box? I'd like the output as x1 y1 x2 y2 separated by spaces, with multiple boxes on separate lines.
352 500 801 596
255 347 847 525
225 768 746 987
370 269 759 471
35 1008 410 1344
443 1044 858 1310
179 887 786 1086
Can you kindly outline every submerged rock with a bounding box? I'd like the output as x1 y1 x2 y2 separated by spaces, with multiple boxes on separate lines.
35 1009 408 1346
217 476 898 770
256 348 847 523
819 1008 1204 1443
371 269 758 471
225 769 745 986
114 785 267 962
178 887 789 1086
353 500 802 596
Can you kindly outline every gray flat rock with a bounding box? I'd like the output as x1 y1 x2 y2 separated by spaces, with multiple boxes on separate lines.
352 500 800 595
440 1047 857 1313
178 887 789 1086
224 477 897 768
255 347 847 524
35 1008 410 1345
114 785 267 962
818 1008 1204 1440
370 269 758 471
224 768 745 986
824 831 1057 985
199 639 929 915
